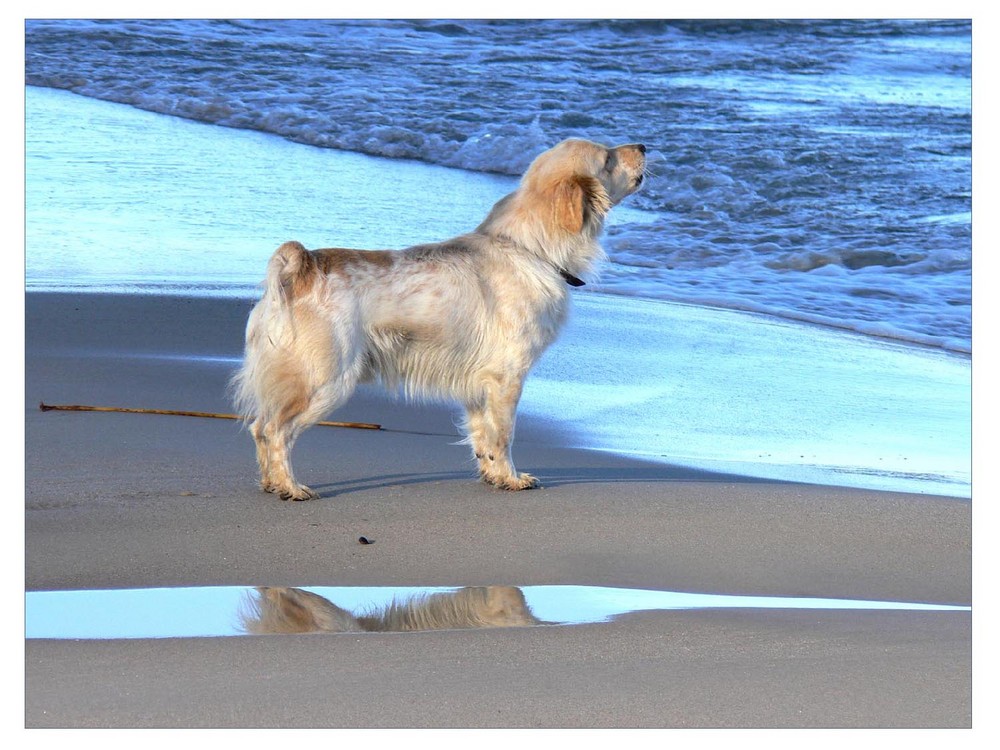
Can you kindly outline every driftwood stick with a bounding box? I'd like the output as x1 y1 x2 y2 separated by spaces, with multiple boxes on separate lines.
38 402 381 431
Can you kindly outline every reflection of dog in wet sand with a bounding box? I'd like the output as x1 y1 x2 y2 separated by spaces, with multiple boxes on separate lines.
240 585 541 634
231 139 646 500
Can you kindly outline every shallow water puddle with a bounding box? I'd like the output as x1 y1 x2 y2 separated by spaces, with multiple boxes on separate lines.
25 585 969 640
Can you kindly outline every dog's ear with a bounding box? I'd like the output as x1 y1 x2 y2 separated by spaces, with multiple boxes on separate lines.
552 176 611 234
579 175 613 222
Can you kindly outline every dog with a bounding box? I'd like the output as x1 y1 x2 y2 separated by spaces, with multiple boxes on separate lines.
231 139 646 500
239 585 542 634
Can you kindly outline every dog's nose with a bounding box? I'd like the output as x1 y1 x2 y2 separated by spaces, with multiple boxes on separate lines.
637 144 646 154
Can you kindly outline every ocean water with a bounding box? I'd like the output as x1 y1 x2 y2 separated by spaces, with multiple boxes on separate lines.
24 18 971 353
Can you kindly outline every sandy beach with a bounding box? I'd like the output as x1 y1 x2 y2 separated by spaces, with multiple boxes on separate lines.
24 291 971 728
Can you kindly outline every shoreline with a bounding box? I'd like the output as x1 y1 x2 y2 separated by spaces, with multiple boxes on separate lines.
25 289 971 499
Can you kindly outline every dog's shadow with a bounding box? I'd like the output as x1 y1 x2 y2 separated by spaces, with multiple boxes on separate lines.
307 462 775 498
311 470 474 496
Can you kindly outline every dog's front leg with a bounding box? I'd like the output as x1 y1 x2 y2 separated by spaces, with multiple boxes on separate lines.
465 376 539 491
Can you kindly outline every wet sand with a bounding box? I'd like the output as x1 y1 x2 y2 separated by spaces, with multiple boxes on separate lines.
24 292 971 727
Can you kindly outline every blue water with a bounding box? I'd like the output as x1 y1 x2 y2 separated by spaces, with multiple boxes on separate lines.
24 19 971 353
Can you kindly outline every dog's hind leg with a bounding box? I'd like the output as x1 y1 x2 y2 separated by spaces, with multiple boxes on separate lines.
256 373 357 501
242 309 363 500
258 417 318 501
234 241 369 501
249 417 271 489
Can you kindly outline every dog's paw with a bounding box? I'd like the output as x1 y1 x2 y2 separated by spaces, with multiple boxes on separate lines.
482 472 540 491
265 483 320 501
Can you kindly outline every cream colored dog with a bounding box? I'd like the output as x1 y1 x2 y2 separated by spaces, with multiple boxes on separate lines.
231 139 646 500
240 585 541 634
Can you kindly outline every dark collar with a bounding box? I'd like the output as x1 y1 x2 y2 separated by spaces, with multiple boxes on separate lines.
559 268 586 287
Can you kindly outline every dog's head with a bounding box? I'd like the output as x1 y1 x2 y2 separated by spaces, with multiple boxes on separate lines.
521 139 647 235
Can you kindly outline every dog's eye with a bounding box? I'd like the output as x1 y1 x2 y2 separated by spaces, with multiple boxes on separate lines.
603 152 615 171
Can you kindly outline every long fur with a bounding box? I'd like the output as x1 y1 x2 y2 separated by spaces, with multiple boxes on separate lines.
231 139 646 500
239 585 541 634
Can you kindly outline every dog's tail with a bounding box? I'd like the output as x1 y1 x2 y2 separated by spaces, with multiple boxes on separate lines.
263 240 316 306
228 241 316 425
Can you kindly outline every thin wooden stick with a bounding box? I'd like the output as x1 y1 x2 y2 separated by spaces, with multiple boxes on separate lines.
38 402 381 430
